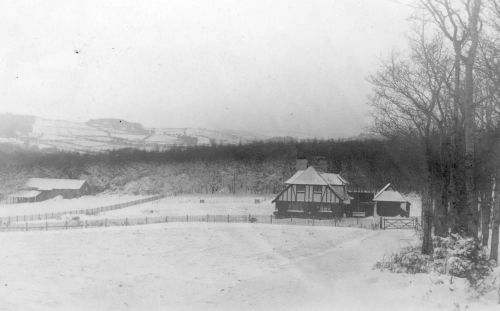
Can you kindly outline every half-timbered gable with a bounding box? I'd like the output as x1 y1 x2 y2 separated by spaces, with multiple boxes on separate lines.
273 166 348 217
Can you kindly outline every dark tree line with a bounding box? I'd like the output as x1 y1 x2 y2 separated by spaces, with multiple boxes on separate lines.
0 137 426 197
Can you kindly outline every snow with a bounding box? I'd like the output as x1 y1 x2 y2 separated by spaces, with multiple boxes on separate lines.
0 223 495 310
0 195 149 217
101 195 275 217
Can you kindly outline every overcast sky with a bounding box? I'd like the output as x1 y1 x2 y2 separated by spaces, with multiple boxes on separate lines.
0 0 412 138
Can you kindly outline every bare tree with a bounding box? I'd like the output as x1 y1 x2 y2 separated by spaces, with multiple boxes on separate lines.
420 0 484 238
369 32 454 253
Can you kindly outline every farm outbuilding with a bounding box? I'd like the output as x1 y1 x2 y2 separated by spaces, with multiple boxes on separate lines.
272 166 350 218
6 190 42 204
373 183 410 217
23 178 90 201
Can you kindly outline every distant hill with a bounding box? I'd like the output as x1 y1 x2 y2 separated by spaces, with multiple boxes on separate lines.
0 114 270 152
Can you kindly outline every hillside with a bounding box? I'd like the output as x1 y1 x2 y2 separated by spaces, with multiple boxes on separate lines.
0 114 269 152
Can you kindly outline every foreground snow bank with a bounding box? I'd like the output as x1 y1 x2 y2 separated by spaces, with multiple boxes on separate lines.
0 223 495 310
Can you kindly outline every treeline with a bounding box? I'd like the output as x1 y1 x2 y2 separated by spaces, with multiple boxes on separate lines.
0 138 425 198
368 0 500 260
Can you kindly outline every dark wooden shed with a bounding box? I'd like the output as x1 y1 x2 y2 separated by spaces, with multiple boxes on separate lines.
373 183 410 217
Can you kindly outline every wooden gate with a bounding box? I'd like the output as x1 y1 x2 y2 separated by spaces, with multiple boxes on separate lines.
382 217 419 230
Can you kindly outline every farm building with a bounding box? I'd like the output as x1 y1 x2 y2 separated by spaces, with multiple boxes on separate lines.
272 166 350 217
373 183 410 217
6 190 42 204
17 178 90 202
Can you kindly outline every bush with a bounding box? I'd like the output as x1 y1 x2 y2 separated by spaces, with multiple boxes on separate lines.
374 245 431 274
433 234 495 289
375 233 495 293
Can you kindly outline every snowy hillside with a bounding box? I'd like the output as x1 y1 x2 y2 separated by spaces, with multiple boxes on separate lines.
0 114 269 152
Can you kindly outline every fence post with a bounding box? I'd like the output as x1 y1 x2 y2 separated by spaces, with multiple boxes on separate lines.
227 215 229 223
25 222 28 232
186 215 188 223
165 216 168 223
126 218 128 226
312 218 315 226
65 221 68 230
105 218 107 227
146 217 148 224
45 220 48 231
207 214 209 223
84 220 87 228
270 215 272 224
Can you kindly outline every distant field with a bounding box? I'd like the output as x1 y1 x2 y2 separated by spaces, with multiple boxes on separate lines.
0 194 149 218
102 195 275 218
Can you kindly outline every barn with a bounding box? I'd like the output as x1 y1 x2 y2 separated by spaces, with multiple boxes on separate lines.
373 183 410 217
272 166 350 218
23 178 90 201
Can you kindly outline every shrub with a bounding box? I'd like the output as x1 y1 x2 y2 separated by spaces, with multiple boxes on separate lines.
375 233 495 294
433 234 494 289
374 245 430 274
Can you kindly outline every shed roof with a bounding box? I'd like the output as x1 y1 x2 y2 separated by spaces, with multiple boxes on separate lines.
373 183 406 202
8 190 41 198
26 178 87 191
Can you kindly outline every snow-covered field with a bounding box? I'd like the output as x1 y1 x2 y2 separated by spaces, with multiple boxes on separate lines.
102 195 275 217
0 195 149 217
0 223 495 311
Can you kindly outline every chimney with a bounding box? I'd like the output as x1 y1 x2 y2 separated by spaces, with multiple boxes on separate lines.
296 158 308 171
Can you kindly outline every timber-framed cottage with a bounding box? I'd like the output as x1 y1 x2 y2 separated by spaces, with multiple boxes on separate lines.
272 166 350 217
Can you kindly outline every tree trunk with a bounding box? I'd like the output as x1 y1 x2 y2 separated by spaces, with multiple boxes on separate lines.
422 185 434 255
463 0 482 239
490 176 499 263
481 187 492 246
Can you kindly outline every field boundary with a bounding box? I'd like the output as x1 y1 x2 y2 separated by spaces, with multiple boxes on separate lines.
0 213 381 232
0 194 166 225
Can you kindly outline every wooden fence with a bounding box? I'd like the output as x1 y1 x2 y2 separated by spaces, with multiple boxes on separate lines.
0 195 166 225
0 213 382 232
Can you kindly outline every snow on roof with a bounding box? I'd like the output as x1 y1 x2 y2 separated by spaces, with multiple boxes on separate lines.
8 190 41 198
373 183 406 202
25 178 87 191
285 167 329 185
285 167 349 186
321 173 348 186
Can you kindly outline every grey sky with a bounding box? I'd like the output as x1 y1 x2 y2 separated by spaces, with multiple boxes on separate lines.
0 0 412 138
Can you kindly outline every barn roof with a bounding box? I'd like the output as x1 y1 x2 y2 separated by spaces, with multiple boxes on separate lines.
8 190 41 198
373 183 406 202
25 178 87 191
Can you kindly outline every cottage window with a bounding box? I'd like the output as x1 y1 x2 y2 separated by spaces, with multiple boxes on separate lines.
296 185 306 193
313 185 322 193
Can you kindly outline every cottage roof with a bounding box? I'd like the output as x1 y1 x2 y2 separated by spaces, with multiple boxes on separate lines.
8 190 41 198
26 178 87 191
373 183 406 202
285 167 349 186
321 173 348 186
285 167 329 185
